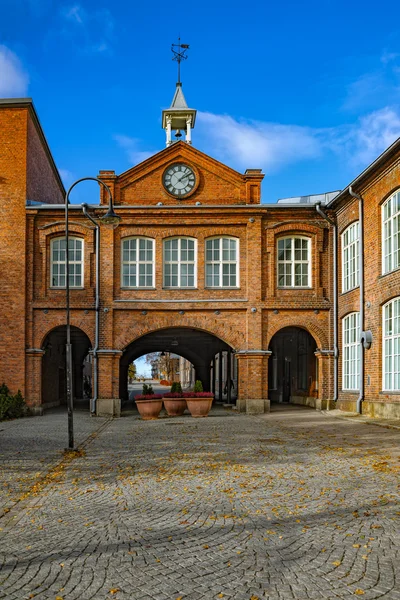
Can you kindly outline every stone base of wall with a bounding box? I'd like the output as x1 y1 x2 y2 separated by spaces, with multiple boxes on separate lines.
291 396 335 411
96 398 121 418
239 398 270 414
337 400 400 420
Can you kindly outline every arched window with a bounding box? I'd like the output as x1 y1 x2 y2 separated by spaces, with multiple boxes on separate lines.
51 237 83 288
342 312 360 390
121 237 155 288
163 237 196 288
277 236 311 287
383 297 400 391
382 190 400 274
342 222 359 292
205 237 239 288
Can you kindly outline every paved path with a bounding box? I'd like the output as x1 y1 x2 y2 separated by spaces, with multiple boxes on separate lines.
0 405 399 600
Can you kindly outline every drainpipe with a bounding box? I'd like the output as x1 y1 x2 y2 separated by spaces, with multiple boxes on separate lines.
82 204 100 415
348 186 364 414
315 202 338 402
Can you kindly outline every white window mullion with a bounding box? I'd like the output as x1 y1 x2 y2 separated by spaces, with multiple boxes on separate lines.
342 312 360 390
383 297 400 391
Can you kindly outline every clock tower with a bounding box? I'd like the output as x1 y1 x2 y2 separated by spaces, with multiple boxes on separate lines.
162 40 197 147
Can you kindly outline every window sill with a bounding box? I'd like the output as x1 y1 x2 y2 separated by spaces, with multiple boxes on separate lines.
340 390 359 394
50 287 85 290
340 286 360 296
379 265 400 279
162 287 198 290
121 287 156 291
205 287 241 290
379 390 400 395
277 286 313 290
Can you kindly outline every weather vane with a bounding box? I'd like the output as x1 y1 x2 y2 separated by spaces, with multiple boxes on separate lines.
171 37 190 84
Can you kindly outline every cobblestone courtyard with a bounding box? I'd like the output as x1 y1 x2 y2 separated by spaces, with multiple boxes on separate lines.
0 405 399 600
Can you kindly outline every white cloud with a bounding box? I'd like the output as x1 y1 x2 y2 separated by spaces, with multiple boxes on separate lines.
194 107 400 174
0 45 29 97
343 107 400 167
58 168 75 187
197 112 322 172
61 4 115 54
114 135 154 166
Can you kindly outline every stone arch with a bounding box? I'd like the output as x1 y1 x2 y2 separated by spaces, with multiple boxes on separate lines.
119 325 237 403
115 314 244 354
266 317 329 351
38 318 93 350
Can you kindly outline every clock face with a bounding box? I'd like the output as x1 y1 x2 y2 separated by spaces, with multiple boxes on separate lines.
163 163 196 198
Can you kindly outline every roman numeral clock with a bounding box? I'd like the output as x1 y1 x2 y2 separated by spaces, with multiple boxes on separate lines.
163 163 198 198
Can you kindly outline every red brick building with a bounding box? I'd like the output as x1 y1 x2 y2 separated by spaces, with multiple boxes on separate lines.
0 92 399 418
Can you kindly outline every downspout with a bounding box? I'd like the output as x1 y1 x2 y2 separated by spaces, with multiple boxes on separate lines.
315 202 338 402
82 204 100 415
348 186 364 414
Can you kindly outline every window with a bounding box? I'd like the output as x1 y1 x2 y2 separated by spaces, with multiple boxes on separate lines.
382 190 400 274
277 237 310 287
51 237 83 288
205 237 238 287
383 298 400 391
342 312 360 390
163 238 196 288
121 237 154 288
342 222 359 292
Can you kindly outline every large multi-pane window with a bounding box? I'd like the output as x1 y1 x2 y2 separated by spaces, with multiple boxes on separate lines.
383 298 400 391
342 222 359 292
121 237 154 288
205 237 238 287
277 237 310 287
163 237 196 287
51 237 83 288
342 312 360 390
382 190 400 274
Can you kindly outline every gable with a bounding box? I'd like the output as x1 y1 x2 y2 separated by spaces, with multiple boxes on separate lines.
101 143 263 206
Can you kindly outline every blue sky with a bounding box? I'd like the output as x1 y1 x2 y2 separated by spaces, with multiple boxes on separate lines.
2 0 400 203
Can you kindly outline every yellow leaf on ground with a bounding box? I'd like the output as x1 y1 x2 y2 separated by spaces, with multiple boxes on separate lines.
354 590 365 595
332 560 341 566
109 589 120 595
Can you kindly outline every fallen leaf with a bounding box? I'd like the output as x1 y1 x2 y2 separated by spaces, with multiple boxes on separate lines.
354 590 365 595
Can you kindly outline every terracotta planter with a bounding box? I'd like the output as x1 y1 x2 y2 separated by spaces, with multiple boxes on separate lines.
163 397 187 416
135 399 163 420
186 397 213 418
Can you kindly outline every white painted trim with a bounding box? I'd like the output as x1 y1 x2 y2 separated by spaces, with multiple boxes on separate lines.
120 236 155 289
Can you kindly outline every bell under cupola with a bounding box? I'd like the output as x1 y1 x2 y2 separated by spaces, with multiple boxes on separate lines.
162 39 197 147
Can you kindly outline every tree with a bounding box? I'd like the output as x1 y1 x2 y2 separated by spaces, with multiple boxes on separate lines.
128 362 137 382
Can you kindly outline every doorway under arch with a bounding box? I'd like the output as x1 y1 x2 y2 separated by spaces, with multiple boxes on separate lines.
119 327 237 405
41 325 92 407
268 326 317 404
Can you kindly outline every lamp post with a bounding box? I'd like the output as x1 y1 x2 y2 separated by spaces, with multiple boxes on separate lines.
65 177 121 450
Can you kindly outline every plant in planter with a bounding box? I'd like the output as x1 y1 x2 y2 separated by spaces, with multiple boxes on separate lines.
134 391 163 420
185 381 214 417
163 381 186 416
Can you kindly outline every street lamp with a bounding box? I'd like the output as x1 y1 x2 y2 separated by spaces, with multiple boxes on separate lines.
65 177 121 450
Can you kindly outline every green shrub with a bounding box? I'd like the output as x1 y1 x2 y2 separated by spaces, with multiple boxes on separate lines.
142 383 154 396
194 380 203 393
171 381 182 394
0 386 26 421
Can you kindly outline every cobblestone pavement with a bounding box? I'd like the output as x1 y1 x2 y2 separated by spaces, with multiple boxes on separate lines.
0 405 399 600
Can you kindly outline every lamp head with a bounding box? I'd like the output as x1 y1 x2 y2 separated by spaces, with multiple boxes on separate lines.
100 204 121 229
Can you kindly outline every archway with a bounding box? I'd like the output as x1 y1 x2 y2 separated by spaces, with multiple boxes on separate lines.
268 327 317 404
41 326 92 408
119 327 237 405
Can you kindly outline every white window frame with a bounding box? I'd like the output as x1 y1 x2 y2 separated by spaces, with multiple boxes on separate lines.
205 237 239 288
341 222 359 293
342 312 360 391
382 297 400 391
163 237 197 288
121 237 155 288
50 237 84 289
382 190 400 275
277 236 311 288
